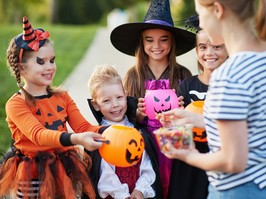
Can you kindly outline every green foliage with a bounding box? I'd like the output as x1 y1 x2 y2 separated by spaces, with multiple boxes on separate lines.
0 0 169 25
56 0 148 24
0 25 21 155
0 24 99 153
0 0 50 24
127 1 149 22
179 0 196 18
56 0 100 24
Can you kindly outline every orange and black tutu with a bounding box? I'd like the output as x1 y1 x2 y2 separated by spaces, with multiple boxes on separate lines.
0 147 96 199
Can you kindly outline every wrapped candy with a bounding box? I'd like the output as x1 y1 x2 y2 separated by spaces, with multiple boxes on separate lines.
154 124 193 150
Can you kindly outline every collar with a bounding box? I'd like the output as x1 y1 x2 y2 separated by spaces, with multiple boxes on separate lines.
101 116 134 127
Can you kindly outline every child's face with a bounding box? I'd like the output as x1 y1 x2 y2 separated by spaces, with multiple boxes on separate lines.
21 43 56 94
196 30 228 72
94 82 127 123
142 29 172 63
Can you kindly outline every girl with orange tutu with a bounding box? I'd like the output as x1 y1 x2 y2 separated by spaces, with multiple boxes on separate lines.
0 16 106 199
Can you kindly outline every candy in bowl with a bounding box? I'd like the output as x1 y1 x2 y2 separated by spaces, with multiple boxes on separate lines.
153 124 193 151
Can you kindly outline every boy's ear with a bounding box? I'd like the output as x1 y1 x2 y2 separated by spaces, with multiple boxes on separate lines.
91 100 100 111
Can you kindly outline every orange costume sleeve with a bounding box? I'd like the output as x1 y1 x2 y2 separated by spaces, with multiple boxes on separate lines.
5 92 101 155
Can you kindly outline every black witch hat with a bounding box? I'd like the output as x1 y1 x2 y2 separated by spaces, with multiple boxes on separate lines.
110 0 195 56
182 14 201 33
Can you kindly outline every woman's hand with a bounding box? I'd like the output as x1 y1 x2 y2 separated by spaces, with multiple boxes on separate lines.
156 108 193 127
156 108 205 129
70 132 104 151
160 141 199 162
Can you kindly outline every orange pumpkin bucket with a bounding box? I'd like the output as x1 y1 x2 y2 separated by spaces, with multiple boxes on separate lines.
99 125 145 167
185 101 207 142
185 101 204 114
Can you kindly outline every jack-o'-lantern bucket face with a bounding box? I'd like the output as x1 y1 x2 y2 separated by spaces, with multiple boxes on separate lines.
144 89 179 120
99 125 145 167
185 101 207 142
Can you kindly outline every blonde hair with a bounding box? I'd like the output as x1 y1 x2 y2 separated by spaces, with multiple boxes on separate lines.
89 65 123 100
198 0 266 40
6 36 64 106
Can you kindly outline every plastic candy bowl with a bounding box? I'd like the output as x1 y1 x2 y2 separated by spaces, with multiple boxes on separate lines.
153 124 193 151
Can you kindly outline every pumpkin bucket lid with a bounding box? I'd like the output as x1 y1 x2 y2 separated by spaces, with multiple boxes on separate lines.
185 101 204 114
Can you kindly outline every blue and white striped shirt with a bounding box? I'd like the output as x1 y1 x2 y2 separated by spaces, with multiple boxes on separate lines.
204 51 266 190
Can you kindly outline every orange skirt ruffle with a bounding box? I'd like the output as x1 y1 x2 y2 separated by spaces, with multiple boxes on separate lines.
0 147 95 199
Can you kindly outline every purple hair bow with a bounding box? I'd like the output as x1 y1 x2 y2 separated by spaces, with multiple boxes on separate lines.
145 79 170 90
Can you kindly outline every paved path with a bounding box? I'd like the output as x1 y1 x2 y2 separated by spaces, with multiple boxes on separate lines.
62 27 197 125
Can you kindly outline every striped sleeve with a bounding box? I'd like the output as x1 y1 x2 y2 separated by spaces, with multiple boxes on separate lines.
204 52 266 190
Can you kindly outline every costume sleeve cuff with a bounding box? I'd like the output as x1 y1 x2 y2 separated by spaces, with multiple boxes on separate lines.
60 132 74 146
134 186 155 198
98 126 109 134
141 116 148 125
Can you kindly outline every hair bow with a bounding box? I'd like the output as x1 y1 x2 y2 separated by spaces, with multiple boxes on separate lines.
145 79 170 90
28 30 50 51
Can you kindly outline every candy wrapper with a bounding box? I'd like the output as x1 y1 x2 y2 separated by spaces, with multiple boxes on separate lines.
153 124 193 151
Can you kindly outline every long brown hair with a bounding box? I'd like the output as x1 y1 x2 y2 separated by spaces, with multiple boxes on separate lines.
6 37 64 106
123 31 192 98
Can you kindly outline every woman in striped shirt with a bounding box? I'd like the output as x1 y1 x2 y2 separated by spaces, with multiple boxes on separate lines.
157 0 266 198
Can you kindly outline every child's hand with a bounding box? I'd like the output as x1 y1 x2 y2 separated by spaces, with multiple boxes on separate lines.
137 97 146 116
130 189 144 199
178 95 185 108
136 97 147 123
71 132 104 151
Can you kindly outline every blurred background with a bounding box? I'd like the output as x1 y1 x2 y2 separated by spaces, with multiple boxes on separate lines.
0 0 196 154
0 0 195 25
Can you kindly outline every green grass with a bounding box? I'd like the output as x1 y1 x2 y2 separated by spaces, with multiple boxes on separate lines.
0 24 100 154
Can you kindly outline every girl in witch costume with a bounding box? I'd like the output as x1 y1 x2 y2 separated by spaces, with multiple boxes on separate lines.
84 65 163 199
110 0 195 198
0 16 106 199
167 15 228 199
